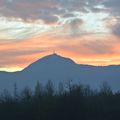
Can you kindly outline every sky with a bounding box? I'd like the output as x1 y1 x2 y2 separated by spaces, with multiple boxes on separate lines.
0 0 120 71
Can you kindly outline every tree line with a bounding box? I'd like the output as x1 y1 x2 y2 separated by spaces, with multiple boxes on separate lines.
0 80 120 120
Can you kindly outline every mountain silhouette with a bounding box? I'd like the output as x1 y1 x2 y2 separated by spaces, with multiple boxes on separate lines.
23 53 76 72
0 53 120 92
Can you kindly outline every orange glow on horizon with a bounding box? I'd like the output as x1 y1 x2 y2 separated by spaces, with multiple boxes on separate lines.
0 34 120 72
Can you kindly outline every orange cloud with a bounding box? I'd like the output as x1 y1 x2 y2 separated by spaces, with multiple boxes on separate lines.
1 33 120 71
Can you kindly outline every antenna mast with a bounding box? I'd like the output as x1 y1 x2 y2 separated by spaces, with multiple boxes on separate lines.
53 50 56 54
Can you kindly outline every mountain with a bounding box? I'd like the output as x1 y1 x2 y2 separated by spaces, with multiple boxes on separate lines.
0 53 120 92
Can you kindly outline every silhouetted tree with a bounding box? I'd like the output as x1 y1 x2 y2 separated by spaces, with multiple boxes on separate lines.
58 82 64 95
21 87 32 103
45 80 54 96
0 89 12 103
34 81 43 98
99 82 112 96
13 83 19 101
0 80 120 120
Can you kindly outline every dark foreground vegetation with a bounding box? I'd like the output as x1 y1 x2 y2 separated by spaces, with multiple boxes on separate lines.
0 81 120 120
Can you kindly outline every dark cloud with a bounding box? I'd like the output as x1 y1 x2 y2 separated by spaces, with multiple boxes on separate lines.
0 0 59 24
104 0 120 15
68 18 83 37
103 0 120 36
112 22 120 37
0 0 102 24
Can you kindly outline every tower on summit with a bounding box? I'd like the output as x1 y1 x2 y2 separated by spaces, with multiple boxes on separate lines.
53 50 57 54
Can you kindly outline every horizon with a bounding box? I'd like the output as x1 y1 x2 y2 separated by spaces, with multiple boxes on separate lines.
0 0 120 71
1 53 120 72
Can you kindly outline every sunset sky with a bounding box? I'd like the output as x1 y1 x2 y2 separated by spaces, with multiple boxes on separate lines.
0 0 120 71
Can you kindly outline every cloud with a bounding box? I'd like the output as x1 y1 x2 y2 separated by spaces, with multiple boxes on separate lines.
57 35 116 56
103 0 120 36
0 17 50 40
104 0 120 15
0 0 59 24
0 0 102 23
82 40 114 54
0 33 120 69
69 19 83 35
112 22 120 36
0 0 110 39
61 18 83 37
